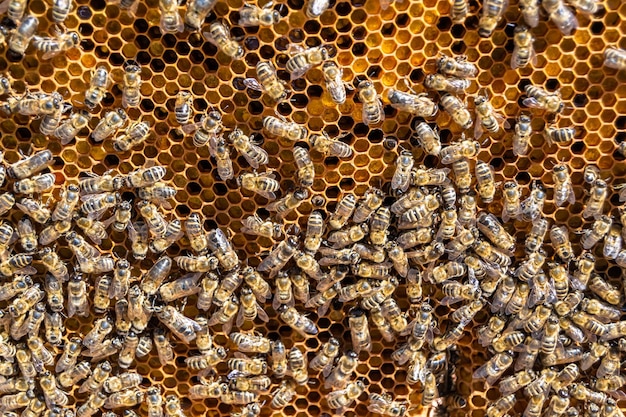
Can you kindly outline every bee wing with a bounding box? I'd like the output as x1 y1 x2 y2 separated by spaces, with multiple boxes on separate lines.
321 362 334 378
243 78 265 92
289 64 312 81
42 49 64 60
521 97 544 109
202 32 219 47
565 184 575 205
256 304 269 322
182 122 202 134
0 0 10 14
474 117 484 139
222 316 235 335
236 307 245 328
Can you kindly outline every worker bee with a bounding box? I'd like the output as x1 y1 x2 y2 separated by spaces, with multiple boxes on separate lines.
79 366 110 399
583 178 608 219
511 25 537 69
441 138 480 165
441 94 473 130
520 183 546 222
474 160 496 203
153 327 174 365
512 113 533 156
517 0 540 27
92 109 128 142
104 388 144 409
238 2 280 26
0 0 27 23
158 0 184 33
79 171 124 195
286 346 308 385
523 84 565 114
173 91 193 125
414 122 441 156
604 47 626 71
126 165 167 189
210 135 234 181
113 119 151 152
126 220 148 260
183 110 222 148
156 304 202 344
293 146 315 187
279 305 319 337
412 166 451 186
309 337 340 377
269 340 288 378
437 54 478 78
83 65 109 109
306 0 330 16
368 393 408 417
240 213 282 240
357 79 384 125
478 0 507 37
348 308 371 353
308 131 353 157
207 227 239 271
542 0 578 35
244 61 288 103
238 171 280 200
476 212 515 253
328 193 357 229
500 180 522 222
550 162 576 206
33 30 80 59
267 188 309 220
327 380 366 411
207 295 240 334
230 332 271 354
236 286 269 326
392 150 416 193
322 60 349 104
15 217 37 253
387 88 438 118
7 150 51 181
474 93 507 137
581 215 611 250
271 380 296 409
229 128 269 169
286 44 329 80
184 0 217 30
204 21 244 60
423 73 471 94
8 15 38 56
13 173 55 195
302 210 324 255
543 125 576 145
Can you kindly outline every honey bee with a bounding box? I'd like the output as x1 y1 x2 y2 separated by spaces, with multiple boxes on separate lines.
83 65 109 109
286 346 308 385
368 393 408 417
441 138 480 164
603 225 622 259
183 110 223 148
309 337 340 377
229 128 269 169
357 80 384 125
13 173 56 195
175 254 219 272
104 388 144 409
174 91 193 125
278 305 319 337
543 0 578 35
145 386 166 417
327 380 366 411
33 30 80 59
238 171 280 200
237 286 269 326
543 125 576 145
66 273 89 317
286 44 329 80
207 295 239 334
157 305 202 344
387 88 438 118
206 227 239 271
581 215 611 250
292 146 315 187
79 171 124 195
511 25 537 69
230 332 271 354
306 0 329 16
232 403 262 417
413 122 442 156
6 151 50 181
321 60 349 104
57 361 92 388
589 274 620 305
241 266 271 302
153 328 174 365
128 220 149 260
423 73 471 94
583 179 608 219
548 225 574 262
92 109 128 142
437 54 478 78
164 394 188 417
0 0 27 23
210 136 234 181
113 120 151 152
518 0 540 27
77 362 110 395
474 160 496 203
244 61 288 102
348 308 372 353
270 340 288 378
186 347 228 375
511 114 533 156
240 214 282 240
449 0 469 23
227 355 267 377
16 91 63 116
604 47 626 71
391 150 414 193
184 0 216 31
548 163 576 207
270 380 296 409
523 84 565 114
474 93 507 137
478 0 507 37
238 2 280 26
8 15 38 56
519 183 545 222
308 131 353 157
158 0 184 33
150 218 184 253
204 21 244 60
16 197 50 224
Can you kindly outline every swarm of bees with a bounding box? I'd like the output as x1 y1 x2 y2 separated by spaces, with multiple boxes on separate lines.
0 0 621 415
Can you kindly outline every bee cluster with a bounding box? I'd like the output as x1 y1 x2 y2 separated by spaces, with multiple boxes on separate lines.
0 0 622 415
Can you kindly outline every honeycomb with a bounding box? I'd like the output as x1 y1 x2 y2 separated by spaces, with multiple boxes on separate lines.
0 0 624 415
